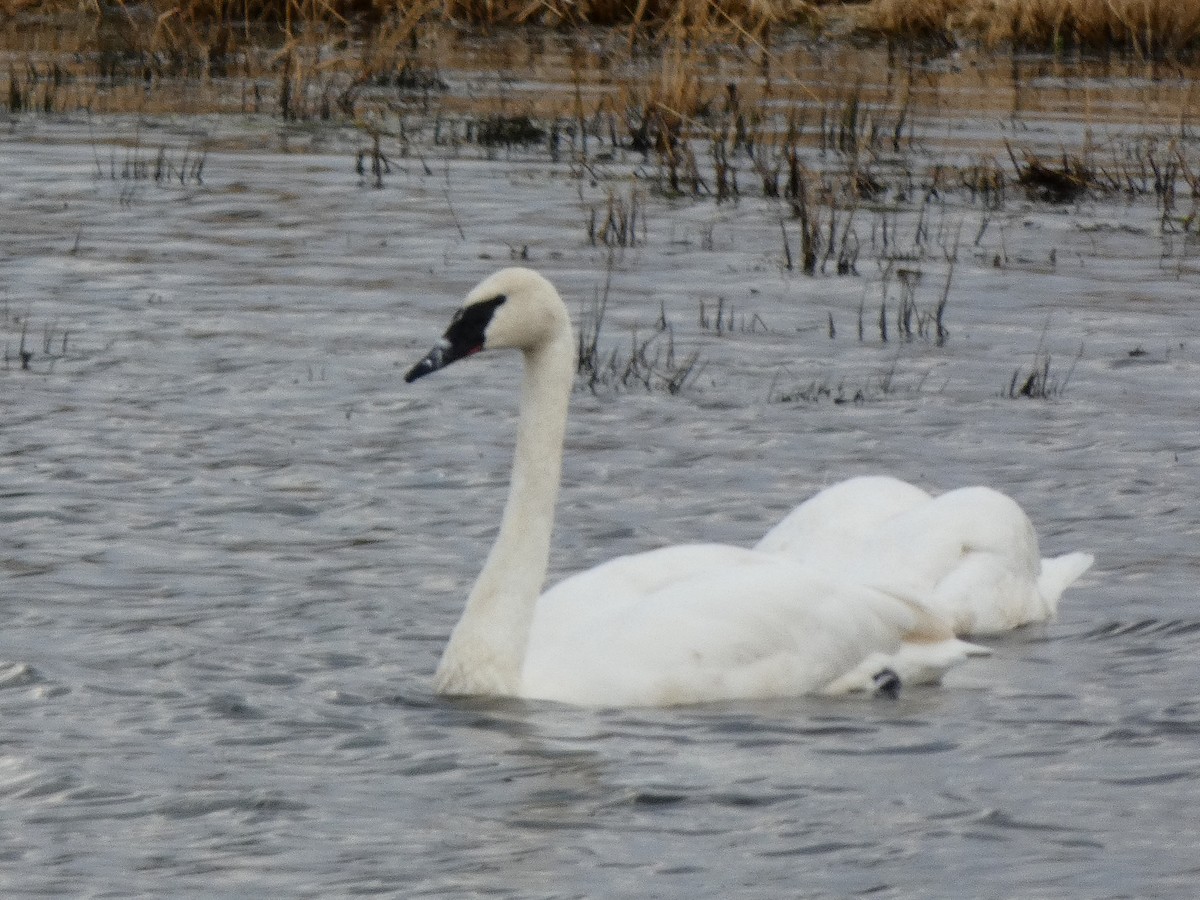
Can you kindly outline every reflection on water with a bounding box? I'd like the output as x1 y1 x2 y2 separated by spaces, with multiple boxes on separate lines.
1 41 1200 895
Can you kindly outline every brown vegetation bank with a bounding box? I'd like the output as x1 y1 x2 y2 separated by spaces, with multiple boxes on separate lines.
4 0 1200 59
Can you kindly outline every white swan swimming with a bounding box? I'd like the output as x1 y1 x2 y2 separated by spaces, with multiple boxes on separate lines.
756 476 1093 636
404 268 1088 706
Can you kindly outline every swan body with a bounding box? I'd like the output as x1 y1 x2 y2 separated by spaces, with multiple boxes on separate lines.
405 268 1083 706
521 544 984 705
756 476 1094 635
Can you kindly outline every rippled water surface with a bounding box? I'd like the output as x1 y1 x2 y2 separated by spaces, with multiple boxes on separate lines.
3 68 1200 896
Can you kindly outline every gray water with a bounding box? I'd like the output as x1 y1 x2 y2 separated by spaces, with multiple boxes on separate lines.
2 102 1200 898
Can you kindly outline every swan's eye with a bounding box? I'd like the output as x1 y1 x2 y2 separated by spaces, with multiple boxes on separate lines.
443 294 507 354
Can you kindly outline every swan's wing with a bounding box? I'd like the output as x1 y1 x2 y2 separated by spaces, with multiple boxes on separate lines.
761 483 1088 636
755 476 931 561
869 486 1075 634
522 545 931 706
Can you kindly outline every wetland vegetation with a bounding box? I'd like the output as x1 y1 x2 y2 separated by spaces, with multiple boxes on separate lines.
4 0 1200 399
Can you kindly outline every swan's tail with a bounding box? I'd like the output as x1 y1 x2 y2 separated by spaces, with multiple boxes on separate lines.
1037 552 1094 611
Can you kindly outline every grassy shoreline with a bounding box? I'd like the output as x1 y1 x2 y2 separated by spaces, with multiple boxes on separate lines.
4 2 1198 403
5 0 1200 61
4 0 1199 126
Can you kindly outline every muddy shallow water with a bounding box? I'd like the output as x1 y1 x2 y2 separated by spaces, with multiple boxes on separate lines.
2 58 1200 897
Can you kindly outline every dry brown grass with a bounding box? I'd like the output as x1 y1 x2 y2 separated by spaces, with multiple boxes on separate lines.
0 0 815 114
857 0 963 43
438 0 819 33
623 42 709 153
1 0 817 32
963 0 1200 56
5 0 1199 55
3 0 1200 124
860 0 1200 55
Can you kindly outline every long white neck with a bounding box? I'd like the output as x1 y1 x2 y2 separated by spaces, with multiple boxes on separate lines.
434 328 575 696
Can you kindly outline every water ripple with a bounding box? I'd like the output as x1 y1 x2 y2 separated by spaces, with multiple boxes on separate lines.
0 115 1195 899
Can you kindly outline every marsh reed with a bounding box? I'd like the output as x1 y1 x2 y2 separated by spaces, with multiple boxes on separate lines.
10 0 1199 51
576 261 704 394
5 0 1200 80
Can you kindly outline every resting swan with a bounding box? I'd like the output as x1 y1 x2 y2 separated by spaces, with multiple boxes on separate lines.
756 477 1093 636
405 267 996 706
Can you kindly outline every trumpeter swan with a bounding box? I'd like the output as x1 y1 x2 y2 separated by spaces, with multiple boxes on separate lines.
756 476 1093 636
404 268 1084 706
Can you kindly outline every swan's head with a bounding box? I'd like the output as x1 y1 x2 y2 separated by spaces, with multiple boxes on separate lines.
405 267 569 383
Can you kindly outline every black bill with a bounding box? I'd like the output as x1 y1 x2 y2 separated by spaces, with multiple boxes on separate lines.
404 339 462 383
404 294 508 384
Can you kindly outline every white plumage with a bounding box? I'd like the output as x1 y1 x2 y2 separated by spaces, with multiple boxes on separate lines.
756 476 1094 636
405 268 1091 707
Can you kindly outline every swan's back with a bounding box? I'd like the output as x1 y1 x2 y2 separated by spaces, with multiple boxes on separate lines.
756 476 931 563
755 476 1093 635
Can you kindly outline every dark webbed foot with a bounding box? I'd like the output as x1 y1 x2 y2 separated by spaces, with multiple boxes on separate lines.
872 668 901 699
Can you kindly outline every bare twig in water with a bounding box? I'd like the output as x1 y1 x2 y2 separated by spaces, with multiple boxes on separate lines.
1006 325 1084 398
577 256 703 395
